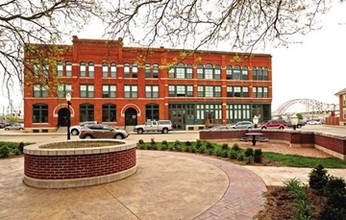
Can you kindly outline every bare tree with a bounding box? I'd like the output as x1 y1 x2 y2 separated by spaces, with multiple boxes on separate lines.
1 0 345 113
104 0 344 51
0 0 105 111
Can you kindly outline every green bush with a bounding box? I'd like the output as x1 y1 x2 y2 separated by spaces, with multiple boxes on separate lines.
231 143 240 151
12 148 21 156
229 150 238 159
221 143 229 150
254 149 263 163
138 139 144 144
237 152 245 161
18 142 25 153
206 142 214 149
323 176 346 209
244 148 254 157
162 140 168 145
0 145 10 158
185 141 192 146
196 139 203 149
309 164 329 193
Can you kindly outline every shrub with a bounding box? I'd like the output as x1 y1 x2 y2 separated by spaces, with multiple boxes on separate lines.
162 140 168 145
198 145 205 154
196 139 203 149
244 148 254 157
229 150 238 159
246 156 253 164
319 176 346 220
160 143 168 151
18 142 25 153
221 143 229 150
237 153 245 161
309 164 329 193
206 142 214 149
0 145 10 158
254 149 263 163
12 148 21 156
231 143 240 151
185 141 192 146
138 139 145 145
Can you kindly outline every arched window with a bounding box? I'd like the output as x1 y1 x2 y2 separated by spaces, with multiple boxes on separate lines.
88 62 94 77
80 61 86 77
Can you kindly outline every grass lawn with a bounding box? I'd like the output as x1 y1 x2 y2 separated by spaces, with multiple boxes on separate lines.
263 152 346 168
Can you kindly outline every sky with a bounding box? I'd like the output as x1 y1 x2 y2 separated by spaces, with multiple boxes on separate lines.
1 2 345 115
73 2 346 113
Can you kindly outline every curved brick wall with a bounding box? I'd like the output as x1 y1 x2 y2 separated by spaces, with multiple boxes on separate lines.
23 140 137 188
200 129 346 160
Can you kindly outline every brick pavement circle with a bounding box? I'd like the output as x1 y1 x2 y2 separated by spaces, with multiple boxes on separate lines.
0 151 266 220
158 151 267 220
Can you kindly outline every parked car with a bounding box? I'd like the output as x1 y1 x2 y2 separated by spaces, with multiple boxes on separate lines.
228 121 254 129
306 120 323 125
287 120 306 128
79 124 129 139
0 122 7 128
4 123 24 131
259 120 288 129
208 125 232 131
134 120 173 134
70 121 98 136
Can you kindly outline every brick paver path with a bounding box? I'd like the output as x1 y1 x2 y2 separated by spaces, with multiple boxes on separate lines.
160 152 267 220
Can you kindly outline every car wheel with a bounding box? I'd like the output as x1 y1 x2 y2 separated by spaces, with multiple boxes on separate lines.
261 127 266 129
279 126 284 129
137 129 144 134
115 134 124 139
297 124 302 128
4 128 9 131
84 135 93 139
71 129 79 136
162 128 168 134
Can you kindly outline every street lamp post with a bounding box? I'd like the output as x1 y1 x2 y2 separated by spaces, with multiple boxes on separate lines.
291 114 298 131
66 93 71 140
253 115 259 128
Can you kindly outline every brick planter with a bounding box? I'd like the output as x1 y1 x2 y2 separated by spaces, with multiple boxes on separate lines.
23 140 137 188
200 129 346 160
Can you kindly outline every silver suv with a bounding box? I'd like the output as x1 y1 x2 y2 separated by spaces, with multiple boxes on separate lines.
228 121 254 129
134 120 173 134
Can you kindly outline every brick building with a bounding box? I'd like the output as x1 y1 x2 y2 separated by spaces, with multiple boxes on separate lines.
335 88 346 126
23 36 272 132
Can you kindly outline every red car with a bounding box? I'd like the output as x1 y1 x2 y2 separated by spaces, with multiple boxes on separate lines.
259 120 288 129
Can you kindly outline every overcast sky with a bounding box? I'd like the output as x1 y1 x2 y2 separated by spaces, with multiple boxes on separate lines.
75 2 346 113
1 2 345 115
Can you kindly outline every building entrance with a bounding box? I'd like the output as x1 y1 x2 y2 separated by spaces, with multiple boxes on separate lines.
125 108 138 126
58 108 69 126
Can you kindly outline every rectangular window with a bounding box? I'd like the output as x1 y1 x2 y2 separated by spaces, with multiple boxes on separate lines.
253 87 268 98
80 63 86 77
80 84 94 98
102 64 109 78
66 62 72 77
102 85 116 98
33 84 48 97
57 61 63 77
145 85 159 98
57 84 72 98
343 95 346 106
169 85 193 97
124 85 138 98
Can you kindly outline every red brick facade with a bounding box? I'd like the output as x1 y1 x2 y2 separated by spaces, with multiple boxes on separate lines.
24 148 136 179
23 36 272 131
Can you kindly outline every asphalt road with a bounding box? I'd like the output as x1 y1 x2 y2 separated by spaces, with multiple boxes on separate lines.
0 124 345 144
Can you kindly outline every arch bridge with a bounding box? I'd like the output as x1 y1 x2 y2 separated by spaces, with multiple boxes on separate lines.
273 98 338 116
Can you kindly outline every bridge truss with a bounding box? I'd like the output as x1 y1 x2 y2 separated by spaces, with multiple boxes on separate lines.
273 98 339 116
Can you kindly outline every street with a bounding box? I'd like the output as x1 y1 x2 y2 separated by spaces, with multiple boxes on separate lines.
0 124 345 144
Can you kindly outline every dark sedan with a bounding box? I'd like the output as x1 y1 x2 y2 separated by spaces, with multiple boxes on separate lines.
79 124 129 139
